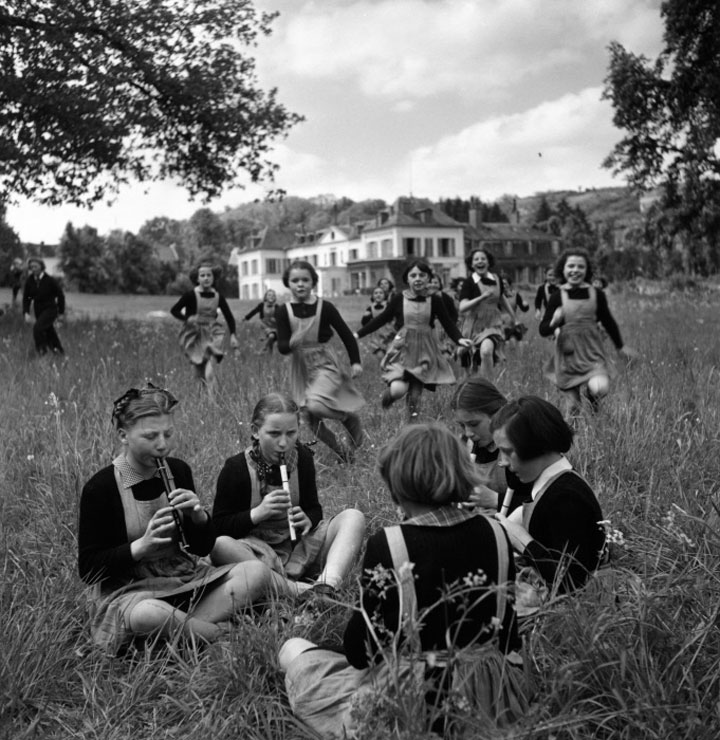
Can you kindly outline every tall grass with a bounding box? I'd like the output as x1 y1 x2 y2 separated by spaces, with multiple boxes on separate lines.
1 287 719 738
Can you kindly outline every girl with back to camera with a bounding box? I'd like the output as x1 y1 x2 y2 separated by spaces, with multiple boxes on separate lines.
539 249 634 414
491 396 606 595
170 261 238 390
355 259 471 419
274 260 365 461
458 248 516 381
211 392 365 600
77 385 277 654
279 423 528 737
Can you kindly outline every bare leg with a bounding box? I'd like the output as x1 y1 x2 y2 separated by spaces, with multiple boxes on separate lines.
127 598 221 644
340 412 363 448
315 509 366 589
478 338 495 381
406 378 423 420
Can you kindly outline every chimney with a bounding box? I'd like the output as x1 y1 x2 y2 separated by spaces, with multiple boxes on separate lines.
468 197 481 229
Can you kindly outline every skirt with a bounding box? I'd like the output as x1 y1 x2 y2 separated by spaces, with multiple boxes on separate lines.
545 322 614 390
178 317 226 366
88 559 235 654
381 326 456 387
284 644 529 738
290 344 364 418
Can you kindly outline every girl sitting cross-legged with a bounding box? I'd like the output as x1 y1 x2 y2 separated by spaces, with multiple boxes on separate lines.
211 392 366 601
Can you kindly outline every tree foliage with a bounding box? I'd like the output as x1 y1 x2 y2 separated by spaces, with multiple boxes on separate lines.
0 0 303 206
603 0 720 272
0 204 21 286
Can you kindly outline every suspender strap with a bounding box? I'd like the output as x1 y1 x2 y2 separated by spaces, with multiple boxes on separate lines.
385 525 418 624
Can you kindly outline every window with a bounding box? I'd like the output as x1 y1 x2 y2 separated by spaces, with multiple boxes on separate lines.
329 252 337 267
367 241 377 259
504 243 513 257
527 241 535 256
349 248 358 261
251 259 258 275
424 238 434 258
241 261 248 276
381 239 393 257
438 238 455 257
403 238 420 256
311 255 318 266
251 283 259 298
241 285 249 299
266 258 280 274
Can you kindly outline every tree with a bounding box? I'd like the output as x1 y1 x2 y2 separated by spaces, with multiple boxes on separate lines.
107 231 163 294
603 0 720 269
0 205 21 285
0 1 303 206
59 223 116 292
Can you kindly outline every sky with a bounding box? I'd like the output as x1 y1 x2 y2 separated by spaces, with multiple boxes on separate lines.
7 0 666 244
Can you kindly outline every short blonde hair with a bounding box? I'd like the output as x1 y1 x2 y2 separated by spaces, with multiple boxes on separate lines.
378 423 479 506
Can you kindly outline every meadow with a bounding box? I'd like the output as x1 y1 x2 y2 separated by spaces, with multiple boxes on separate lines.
1 285 720 739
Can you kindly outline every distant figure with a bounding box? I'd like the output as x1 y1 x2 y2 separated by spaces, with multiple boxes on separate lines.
23 257 65 356
534 266 558 320
243 289 279 355
170 261 238 390
9 257 24 308
359 286 395 361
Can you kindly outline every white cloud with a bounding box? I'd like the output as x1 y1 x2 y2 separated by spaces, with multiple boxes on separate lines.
265 0 664 100
407 87 623 198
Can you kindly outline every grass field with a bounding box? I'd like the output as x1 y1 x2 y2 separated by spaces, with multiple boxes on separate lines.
1 285 720 739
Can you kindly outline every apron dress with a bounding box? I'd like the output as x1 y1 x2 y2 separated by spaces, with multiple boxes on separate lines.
178 287 226 365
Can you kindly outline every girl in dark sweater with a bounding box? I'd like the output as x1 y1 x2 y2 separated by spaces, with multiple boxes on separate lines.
356 260 471 420
275 260 365 461
170 262 238 390
211 392 365 599
492 396 606 595
539 249 634 413
243 288 279 354
279 423 528 737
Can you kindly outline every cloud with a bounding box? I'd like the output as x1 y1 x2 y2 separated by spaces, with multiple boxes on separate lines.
265 0 664 101
407 87 622 198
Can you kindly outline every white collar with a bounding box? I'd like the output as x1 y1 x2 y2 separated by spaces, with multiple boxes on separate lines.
472 271 495 285
531 456 572 500
113 453 160 488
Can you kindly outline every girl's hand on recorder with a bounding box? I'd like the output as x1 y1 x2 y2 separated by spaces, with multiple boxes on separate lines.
290 506 312 536
133 507 176 559
252 489 291 523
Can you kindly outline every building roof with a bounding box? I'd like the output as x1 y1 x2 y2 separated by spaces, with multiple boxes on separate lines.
364 196 464 232
467 222 555 242
241 225 296 253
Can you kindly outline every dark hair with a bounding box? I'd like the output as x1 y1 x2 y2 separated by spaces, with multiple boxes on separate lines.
27 257 46 271
554 249 593 283
430 271 444 290
112 385 178 430
451 377 507 416
490 396 573 460
251 392 299 431
465 248 495 273
377 277 394 293
189 261 222 285
378 423 479 506
401 259 433 285
283 260 318 288
263 289 277 302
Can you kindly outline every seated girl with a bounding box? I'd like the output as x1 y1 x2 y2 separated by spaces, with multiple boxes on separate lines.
211 392 366 599
491 396 606 594
77 385 277 655
279 423 527 737
450 376 532 515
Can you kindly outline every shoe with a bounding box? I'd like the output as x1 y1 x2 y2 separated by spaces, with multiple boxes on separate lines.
381 389 395 409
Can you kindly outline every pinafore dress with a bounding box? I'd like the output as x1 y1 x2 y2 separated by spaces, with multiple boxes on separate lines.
459 273 505 363
88 459 233 654
546 285 611 390
178 287 226 366
288 298 364 418
381 293 456 387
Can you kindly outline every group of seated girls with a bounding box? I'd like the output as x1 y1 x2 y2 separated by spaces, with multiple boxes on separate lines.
78 380 606 735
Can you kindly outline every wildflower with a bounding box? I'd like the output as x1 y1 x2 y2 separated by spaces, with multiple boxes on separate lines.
597 520 625 546
461 570 487 588
26 454 34 461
